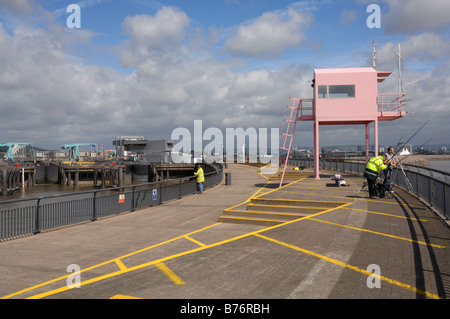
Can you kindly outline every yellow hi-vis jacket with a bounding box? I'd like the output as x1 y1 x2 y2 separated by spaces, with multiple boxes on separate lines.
194 167 205 183
365 156 387 174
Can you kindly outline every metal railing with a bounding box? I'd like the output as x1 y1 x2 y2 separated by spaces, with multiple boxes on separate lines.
288 158 449 220
378 93 405 114
0 164 223 241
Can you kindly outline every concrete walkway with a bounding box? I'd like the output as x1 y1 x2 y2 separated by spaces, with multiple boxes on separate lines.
1 164 449 303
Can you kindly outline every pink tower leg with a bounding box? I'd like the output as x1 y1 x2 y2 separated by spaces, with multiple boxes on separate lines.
365 123 369 162
374 118 378 157
314 120 320 180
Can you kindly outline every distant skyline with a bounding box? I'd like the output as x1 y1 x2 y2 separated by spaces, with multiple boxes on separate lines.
0 0 449 150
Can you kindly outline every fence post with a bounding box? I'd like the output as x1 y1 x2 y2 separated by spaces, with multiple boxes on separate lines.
131 186 136 212
92 191 97 221
34 197 42 235
159 182 163 205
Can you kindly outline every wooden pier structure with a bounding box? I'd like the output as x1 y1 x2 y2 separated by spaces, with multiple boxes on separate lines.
0 166 37 196
1 161 204 195
59 162 125 189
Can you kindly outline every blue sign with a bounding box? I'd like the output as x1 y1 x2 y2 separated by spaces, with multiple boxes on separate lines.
152 189 157 201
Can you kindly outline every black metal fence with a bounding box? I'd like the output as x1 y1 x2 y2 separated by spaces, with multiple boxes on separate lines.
0 164 223 241
288 158 450 220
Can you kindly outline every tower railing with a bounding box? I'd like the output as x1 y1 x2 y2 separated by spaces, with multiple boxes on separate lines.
378 93 406 120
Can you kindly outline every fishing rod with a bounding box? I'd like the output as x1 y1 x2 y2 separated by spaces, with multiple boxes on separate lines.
386 119 430 165
355 120 430 196
395 135 437 163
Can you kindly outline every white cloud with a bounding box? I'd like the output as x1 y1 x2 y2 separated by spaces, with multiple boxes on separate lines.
224 8 309 58
375 33 450 70
119 6 190 67
0 0 34 16
0 2 449 151
384 0 450 34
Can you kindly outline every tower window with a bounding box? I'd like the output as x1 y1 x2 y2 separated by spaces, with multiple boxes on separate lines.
328 85 355 98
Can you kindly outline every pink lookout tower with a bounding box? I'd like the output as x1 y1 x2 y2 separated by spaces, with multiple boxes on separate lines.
280 66 406 185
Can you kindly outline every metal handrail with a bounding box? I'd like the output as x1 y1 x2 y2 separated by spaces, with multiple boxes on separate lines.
0 163 223 241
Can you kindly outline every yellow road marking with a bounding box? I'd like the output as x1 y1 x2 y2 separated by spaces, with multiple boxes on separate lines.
308 218 445 248
16 203 350 299
27 269 127 299
115 259 128 271
1 223 220 300
247 203 323 211
253 177 307 199
277 190 417 206
254 233 442 299
184 235 207 247
288 185 358 192
220 216 285 224
155 262 186 285
225 209 307 218
346 208 427 221
110 294 142 299
4 165 441 300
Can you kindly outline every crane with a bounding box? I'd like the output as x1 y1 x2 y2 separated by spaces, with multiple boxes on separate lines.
62 143 97 161
0 143 32 161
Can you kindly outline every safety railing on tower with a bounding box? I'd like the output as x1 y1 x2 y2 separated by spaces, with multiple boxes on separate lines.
377 93 406 121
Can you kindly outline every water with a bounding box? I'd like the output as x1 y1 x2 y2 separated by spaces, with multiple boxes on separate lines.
428 160 450 174
0 184 97 201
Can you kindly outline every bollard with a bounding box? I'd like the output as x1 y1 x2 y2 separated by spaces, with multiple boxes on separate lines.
225 172 231 185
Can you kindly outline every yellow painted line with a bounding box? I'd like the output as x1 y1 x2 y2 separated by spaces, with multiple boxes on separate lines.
1 259 116 299
248 180 278 199
229 164 262 174
249 197 345 206
220 216 285 224
6 163 282 299
255 233 442 299
115 259 128 271
248 203 329 211
6 167 348 299
155 262 186 285
226 209 307 218
224 167 308 212
184 235 207 247
288 185 357 192
118 223 220 260
252 177 308 199
1 223 220 300
110 294 142 299
277 190 416 206
308 218 445 249
223 181 273 211
27 269 127 299
346 208 427 222
20 203 351 299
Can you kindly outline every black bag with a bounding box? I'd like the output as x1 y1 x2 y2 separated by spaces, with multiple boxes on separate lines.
375 183 386 198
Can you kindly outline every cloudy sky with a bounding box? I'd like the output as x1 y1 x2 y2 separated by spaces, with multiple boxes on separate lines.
0 0 449 151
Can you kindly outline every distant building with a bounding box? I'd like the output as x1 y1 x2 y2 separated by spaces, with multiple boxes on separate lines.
396 142 413 155
113 136 174 163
